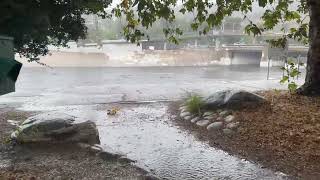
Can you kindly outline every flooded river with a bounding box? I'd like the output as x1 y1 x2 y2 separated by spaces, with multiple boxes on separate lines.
0 66 301 109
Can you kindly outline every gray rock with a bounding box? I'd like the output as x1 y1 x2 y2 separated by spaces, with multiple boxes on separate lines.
196 120 210 127
203 115 212 120
207 122 223 131
7 120 19 126
190 117 200 123
204 90 226 108
184 115 193 121
180 107 188 113
219 110 231 117
223 128 234 136
225 115 235 123
203 112 214 117
11 112 100 145
179 106 186 111
216 117 224 121
180 112 191 118
204 90 266 110
181 109 188 114
226 122 239 129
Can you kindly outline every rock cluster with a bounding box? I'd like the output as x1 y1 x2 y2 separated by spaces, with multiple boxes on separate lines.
178 90 264 136
179 108 238 136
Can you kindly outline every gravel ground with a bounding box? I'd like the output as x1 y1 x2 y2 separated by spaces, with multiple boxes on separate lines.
0 108 155 180
170 90 320 180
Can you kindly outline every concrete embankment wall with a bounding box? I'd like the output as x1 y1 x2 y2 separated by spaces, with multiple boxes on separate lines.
17 48 228 67
18 52 109 67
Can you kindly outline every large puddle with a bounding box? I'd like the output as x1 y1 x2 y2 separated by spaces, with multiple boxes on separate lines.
64 103 288 180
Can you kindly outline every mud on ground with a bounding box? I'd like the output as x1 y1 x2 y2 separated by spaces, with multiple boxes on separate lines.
170 90 320 180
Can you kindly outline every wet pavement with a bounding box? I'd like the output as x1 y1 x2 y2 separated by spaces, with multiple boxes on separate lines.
0 66 303 179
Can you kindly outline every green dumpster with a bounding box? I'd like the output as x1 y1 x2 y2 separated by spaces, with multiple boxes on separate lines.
0 57 22 95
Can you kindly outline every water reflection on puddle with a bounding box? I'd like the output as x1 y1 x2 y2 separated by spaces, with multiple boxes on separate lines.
67 103 288 180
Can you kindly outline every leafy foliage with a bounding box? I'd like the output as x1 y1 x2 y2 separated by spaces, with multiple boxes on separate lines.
112 0 309 47
280 58 304 93
0 0 111 61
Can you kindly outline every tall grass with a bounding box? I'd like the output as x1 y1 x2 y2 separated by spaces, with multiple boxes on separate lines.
185 94 204 116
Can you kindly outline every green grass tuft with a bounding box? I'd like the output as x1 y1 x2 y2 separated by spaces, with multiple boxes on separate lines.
185 94 204 116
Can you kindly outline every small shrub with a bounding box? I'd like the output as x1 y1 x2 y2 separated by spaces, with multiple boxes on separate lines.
185 94 204 116
280 58 304 93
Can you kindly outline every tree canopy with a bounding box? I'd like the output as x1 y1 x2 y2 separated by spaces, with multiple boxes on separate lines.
113 0 309 47
0 0 111 61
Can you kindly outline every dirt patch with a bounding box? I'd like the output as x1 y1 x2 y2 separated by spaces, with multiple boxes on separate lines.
0 108 155 180
170 90 320 180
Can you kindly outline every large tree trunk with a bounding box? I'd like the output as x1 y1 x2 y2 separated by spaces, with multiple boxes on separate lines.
298 0 320 95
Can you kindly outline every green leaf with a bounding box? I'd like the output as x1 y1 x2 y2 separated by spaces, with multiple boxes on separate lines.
290 69 300 77
288 82 298 92
258 0 268 7
191 22 199 31
179 8 186 14
244 23 263 36
280 76 289 84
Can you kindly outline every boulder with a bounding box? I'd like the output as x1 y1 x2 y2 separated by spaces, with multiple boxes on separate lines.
180 112 191 118
207 122 223 131
216 117 224 121
179 106 187 111
219 110 231 117
180 107 188 113
196 120 210 127
184 115 193 121
224 115 235 123
190 117 200 123
203 111 214 117
204 90 266 110
203 113 218 120
11 112 100 145
226 122 239 129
